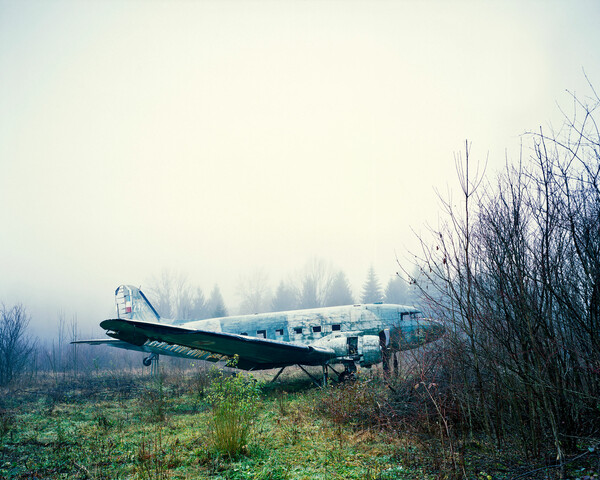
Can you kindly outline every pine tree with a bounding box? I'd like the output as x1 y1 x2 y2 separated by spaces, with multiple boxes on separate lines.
360 266 383 304
384 276 408 304
207 284 228 318
189 287 209 319
299 276 319 308
324 271 354 306
271 281 298 312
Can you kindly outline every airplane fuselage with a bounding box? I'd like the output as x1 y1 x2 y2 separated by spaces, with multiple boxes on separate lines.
179 303 423 349
133 303 440 370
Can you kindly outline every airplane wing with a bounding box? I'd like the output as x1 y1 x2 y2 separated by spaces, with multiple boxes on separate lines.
99 318 337 370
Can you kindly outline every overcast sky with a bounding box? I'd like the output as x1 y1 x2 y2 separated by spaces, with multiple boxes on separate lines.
1 1 599 336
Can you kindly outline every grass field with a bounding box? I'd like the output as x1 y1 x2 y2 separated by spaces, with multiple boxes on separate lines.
0 366 597 479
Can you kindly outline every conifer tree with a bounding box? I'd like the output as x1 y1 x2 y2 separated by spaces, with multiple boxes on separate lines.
360 266 384 304
189 287 209 319
384 276 408 304
271 281 298 311
299 276 319 308
324 271 355 306
207 284 228 317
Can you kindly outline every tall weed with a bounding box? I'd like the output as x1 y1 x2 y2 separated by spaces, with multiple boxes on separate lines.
135 429 167 480
206 367 262 457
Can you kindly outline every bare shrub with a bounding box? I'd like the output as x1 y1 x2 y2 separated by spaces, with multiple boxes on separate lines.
319 377 384 430
411 82 600 465
0 304 35 386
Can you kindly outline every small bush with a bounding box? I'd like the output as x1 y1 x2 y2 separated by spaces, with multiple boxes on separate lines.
206 367 262 457
319 377 384 429
139 376 168 423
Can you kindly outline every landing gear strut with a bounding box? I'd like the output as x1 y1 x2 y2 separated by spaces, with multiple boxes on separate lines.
270 366 286 383
272 362 359 388
143 353 160 375
292 364 341 387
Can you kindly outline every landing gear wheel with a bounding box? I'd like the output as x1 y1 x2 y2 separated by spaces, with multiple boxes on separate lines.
143 356 153 367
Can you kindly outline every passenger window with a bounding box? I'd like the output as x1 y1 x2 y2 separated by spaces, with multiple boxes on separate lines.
332 324 341 331
294 327 302 334
312 326 321 333
257 330 266 338
276 329 284 336
240 332 248 336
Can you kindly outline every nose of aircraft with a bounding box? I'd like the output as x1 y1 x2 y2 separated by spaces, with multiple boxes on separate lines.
423 319 446 342
389 318 446 350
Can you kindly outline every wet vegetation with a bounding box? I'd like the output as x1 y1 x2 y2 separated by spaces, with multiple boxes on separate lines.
0 354 598 480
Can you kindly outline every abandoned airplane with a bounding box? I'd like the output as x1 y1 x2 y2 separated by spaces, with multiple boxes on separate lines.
75 285 445 384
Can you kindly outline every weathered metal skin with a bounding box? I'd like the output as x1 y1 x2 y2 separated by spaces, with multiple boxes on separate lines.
186 304 430 344
140 303 442 368
76 285 446 371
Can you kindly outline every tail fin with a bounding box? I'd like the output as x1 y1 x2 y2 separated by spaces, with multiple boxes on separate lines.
115 285 161 323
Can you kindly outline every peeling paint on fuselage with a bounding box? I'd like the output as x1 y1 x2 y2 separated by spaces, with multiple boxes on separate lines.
180 304 424 349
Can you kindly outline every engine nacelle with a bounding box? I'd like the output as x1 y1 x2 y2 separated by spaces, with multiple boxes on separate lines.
311 333 382 367
360 335 382 367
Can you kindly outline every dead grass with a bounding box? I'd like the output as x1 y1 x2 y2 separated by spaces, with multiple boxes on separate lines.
0 367 597 479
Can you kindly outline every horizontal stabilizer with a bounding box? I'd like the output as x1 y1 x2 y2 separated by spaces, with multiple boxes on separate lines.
71 338 149 353
72 339 125 345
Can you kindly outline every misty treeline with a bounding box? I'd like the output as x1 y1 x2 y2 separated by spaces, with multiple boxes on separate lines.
413 85 600 463
144 259 416 321
0 261 414 386
0 308 163 387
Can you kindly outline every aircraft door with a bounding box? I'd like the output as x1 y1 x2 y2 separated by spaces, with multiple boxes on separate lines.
347 336 358 355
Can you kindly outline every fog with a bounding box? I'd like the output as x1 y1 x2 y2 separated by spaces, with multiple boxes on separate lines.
1 1 599 338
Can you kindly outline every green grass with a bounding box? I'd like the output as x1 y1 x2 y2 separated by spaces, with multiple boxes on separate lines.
0 368 597 479
206 368 262 458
